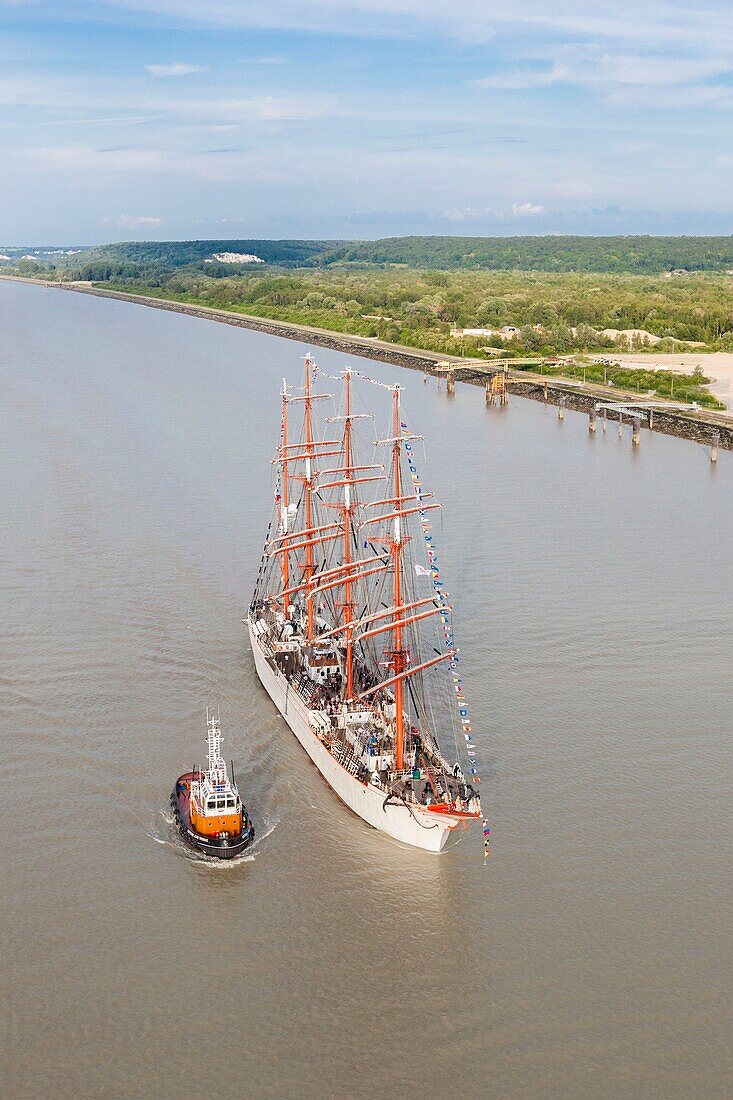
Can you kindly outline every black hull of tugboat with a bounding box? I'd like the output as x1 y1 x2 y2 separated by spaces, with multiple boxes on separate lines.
170 775 254 860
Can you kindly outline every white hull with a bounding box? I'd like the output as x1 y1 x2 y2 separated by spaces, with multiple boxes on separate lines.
248 618 461 853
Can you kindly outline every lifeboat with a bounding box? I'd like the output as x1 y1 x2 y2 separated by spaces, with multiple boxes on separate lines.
171 711 254 859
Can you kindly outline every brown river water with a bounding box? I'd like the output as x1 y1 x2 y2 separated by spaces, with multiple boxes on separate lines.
1 279 731 1098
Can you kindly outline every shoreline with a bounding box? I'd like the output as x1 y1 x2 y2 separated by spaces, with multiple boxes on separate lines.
2 274 731 452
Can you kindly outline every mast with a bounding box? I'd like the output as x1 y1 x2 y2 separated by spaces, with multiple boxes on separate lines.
304 356 315 642
280 379 290 599
205 707 226 785
391 385 406 771
343 369 355 698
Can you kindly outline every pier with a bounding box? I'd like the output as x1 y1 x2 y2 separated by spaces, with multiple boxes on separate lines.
440 361 733 453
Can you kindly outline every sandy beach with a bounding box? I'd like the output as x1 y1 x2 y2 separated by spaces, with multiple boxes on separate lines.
592 352 733 410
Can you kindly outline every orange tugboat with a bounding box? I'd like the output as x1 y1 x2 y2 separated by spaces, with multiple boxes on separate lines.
171 710 254 859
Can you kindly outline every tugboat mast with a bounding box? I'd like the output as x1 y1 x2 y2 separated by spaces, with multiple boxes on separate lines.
205 707 227 785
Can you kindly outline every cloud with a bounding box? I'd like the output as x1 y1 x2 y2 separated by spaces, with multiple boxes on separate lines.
40 115 155 127
150 93 338 121
512 202 544 216
114 214 164 227
0 74 75 106
90 0 733 53
598 54 731 85
477 52 733 95
25 145 173 172
145 62 208 76
19 143 287 183
476 64 570 90
0 71 338 125
443 205 492 222
606 83 733 108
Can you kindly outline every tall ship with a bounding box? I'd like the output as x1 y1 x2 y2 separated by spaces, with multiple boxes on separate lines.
248 357 482 853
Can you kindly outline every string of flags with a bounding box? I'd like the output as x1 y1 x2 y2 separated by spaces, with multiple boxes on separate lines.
402 435 481 785
274 406 285 522
312 362 395 391
482 819 491 861
403 426 491 862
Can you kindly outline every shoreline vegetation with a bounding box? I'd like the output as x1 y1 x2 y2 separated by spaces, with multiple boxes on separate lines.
4 234 733 411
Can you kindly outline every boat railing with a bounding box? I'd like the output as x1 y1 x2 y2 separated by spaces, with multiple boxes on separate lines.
391 765 441 781
330 739 366 779
292 673 317 706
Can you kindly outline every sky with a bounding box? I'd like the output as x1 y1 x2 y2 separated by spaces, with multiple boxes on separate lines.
2 0 733 244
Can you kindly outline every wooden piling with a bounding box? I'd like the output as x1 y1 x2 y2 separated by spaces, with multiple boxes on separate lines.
589 410 597 433
632 416 641 446
711 430 720 463
558 395 565 421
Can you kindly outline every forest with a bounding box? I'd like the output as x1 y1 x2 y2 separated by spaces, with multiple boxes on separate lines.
317 235 733 273
37 264 733 356
9 233 733 275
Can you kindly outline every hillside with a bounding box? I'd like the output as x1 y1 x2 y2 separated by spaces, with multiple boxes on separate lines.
78 238 337 268
8 234 733 279
321 235 733 273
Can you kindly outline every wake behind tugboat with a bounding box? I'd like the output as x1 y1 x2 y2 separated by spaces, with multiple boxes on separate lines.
248 357 483 853
171 710 254 860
